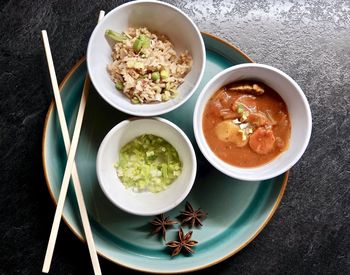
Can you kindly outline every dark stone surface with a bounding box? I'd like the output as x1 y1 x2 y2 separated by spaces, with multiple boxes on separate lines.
0 0 349 274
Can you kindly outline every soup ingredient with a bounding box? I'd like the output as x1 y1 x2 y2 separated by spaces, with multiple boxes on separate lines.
249 127 276 155
150 214 178 241
166 228 198 256
115 134 182 193
234 95 257 112
106 27 193 104
203 81 290 167
215 120 248 147
180 201 207 228
228 82 265 95
247 111 273 127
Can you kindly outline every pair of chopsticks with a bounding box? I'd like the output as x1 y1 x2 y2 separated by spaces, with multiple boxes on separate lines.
41 10 105 275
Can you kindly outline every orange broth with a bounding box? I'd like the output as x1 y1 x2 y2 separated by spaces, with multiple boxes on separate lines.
202 81 291 167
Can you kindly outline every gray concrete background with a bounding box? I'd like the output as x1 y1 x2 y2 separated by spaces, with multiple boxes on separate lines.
0 0 349 274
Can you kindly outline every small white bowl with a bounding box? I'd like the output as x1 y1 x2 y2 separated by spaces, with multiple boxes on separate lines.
87 0 205 116
193 63 312 181
96 118 197 216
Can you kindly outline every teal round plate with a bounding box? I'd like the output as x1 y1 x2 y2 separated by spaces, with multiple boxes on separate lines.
42 33 288 273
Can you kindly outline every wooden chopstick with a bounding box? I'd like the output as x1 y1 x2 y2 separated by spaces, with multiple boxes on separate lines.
41 10 105 275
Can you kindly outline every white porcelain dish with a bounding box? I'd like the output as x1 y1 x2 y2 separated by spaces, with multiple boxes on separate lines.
193 63 312 181
87 0 205 116
96 118 197 216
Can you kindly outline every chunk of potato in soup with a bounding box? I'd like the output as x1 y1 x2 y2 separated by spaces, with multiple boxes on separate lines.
203 81 291 168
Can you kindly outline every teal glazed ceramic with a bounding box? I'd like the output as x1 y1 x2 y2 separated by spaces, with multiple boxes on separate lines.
42 33 288 273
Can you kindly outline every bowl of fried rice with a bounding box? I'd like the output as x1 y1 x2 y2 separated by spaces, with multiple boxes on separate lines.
87 0 206 116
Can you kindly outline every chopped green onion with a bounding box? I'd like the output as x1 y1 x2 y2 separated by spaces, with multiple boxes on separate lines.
133 38 143 53
241 111 250 121
237 104 245 114
115 134 182 193
131 97 140 104
160 70 169 79
133 34 150 53
105 29 127 42
140 34 150 48
115 81 124 91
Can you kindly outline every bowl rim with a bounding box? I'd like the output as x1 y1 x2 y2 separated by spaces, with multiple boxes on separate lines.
193 63 312 181
86 0 206 116
96 117 197 216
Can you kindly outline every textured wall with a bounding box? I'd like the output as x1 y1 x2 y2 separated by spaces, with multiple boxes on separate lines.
0 0 349 274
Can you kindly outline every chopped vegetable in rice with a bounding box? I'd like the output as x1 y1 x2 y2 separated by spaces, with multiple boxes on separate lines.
106 27 193 104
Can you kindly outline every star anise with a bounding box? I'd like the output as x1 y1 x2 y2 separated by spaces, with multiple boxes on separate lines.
180 201 207 228
166 227 198 256
150 214 177 241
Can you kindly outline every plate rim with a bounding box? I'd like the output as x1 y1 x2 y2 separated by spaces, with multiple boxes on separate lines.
42 31 288 273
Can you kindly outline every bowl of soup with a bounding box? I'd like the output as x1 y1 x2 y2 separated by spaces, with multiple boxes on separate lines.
193 63 312 181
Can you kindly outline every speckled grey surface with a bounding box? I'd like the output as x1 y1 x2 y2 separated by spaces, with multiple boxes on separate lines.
0 0 349 274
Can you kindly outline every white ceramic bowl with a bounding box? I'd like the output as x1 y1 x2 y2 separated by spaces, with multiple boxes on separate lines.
96 118 197 216
87 0 205 116
193 63 312 181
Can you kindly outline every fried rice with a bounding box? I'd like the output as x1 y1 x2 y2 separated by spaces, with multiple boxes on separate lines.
107 27 193 104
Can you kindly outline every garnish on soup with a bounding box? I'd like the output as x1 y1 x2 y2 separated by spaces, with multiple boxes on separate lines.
203 81 291 167
114 134 182 193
